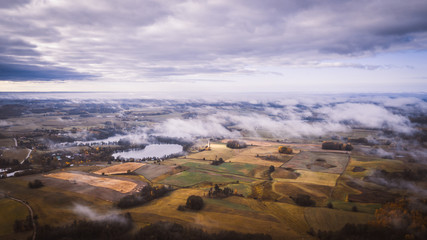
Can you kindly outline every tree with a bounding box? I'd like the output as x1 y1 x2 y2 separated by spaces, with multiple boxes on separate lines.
28 179 44 188
186 195 204 210
226 140 247 149
269 165 275 172
278 146 293 154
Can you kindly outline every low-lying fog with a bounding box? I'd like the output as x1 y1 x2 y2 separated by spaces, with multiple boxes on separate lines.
2 92 426 162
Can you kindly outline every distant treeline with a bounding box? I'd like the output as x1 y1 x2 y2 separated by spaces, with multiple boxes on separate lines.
322 141 353 151
226 140 247 149
36 218 272 240
116 185 171 209
150 136 193 151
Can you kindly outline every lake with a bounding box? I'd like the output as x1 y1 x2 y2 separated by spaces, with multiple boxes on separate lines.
112 144 183 159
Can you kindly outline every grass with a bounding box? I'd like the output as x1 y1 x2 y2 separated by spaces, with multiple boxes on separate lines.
159 170 240 187
0 177 111 227
304 207 375 231
1 148 31 162
0 198 29 236
181 162 261 177
329 200 381 214
224 183 252 197
204 198 253 211
277 170 340 187
0 138 15 147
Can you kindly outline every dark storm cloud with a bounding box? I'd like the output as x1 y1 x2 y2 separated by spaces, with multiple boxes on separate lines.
0 0 426 81
0 62 94 81
0 0 31 9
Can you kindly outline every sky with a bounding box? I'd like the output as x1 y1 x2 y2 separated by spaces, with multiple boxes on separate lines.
0 0 427 93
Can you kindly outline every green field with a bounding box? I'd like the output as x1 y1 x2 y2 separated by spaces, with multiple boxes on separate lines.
181 162 262 177
159 170 240 187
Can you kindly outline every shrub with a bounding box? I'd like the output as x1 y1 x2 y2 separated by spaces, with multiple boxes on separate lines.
278 146 293 154
28 179 44 188
291 194 315 207
186 195 204 210
226 140 247 149
322 141 353 151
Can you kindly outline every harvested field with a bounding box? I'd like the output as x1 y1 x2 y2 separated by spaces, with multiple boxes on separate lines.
46 172 137 193
226 146 292 167
277 170 340 187
271 168 300 179
273 182 333 204
93 162 145 175
304 208 374 231
346 181 399 203
0 138 15 147
282 151 349 174
134 164 176 180
1 148 31 162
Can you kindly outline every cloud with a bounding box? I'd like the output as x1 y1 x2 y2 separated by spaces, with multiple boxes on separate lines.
317 103 414 133
0 0 426 82
72 203 128 223
0 62 94 81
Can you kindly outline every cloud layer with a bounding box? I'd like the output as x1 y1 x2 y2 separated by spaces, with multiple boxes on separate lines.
0 0 427 84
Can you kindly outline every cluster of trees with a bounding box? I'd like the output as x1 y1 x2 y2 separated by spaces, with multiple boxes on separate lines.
211 157 224 166
0 158 20 168
13 215 33 233
367 169 427 182
117 185 171 209
151 136 192 151
207 184 240 198
322 141 353 151
28 179 44 188
134 221 272 240
37 218 271 240
278 146 293 154
291 194 315 207
36 213 133 240
226 140 247 149
316 223 407 240
178 195 204 211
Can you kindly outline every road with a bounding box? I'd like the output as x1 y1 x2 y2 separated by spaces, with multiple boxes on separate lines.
6 195 36 240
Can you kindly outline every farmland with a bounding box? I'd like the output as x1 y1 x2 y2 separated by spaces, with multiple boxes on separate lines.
0 96 426 239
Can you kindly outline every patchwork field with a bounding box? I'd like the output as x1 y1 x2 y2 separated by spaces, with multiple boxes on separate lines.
46 172 138 193
93 162 145 175
282 151 349 174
